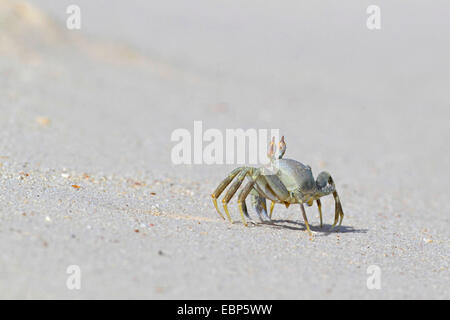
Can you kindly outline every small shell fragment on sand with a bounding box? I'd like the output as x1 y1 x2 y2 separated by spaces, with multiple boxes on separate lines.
36 116 51 127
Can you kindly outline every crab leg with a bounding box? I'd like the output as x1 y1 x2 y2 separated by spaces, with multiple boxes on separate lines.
238 195 251 223
211 167 245 220
269 201 275 219
316 199 323 228
300 203 312 236
237 181 257 226
222 168 251 223
337 195 344 227
330 191 344 229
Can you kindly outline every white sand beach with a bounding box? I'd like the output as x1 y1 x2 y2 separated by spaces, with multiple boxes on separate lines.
0 0 449 298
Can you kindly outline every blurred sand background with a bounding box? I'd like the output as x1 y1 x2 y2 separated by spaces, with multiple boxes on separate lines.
0 0 449 298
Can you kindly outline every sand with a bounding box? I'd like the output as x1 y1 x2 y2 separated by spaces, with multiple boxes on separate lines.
0 0 448 299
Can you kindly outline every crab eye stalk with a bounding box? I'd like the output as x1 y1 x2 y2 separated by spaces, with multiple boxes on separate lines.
276 136 286 159
267 136 276 159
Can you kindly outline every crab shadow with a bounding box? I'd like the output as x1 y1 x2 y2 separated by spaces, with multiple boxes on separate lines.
247 219 367 236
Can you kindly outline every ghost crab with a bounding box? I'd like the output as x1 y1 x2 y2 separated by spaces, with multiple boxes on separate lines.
211 136 344 235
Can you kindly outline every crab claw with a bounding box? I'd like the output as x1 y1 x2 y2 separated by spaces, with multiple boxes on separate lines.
251 193 271 222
